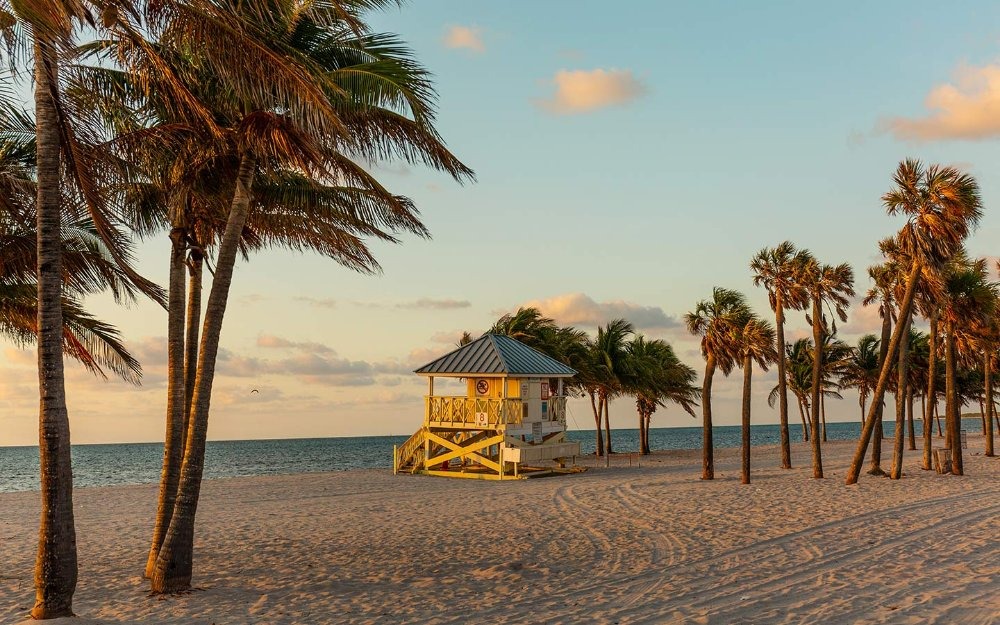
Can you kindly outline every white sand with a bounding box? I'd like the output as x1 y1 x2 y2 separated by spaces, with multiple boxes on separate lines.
2 437 998 624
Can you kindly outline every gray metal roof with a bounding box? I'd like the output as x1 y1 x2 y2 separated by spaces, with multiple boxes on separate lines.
414 334 577 377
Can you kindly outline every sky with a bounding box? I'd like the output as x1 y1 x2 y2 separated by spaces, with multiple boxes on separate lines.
4 1 1000 445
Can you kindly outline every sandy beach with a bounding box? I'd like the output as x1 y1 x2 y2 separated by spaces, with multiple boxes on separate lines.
2 437 998 625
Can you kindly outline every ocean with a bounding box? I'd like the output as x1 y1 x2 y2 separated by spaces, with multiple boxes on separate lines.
0 419 986 493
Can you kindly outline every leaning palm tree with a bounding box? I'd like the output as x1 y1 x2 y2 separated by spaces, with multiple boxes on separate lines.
734 316 777 484
750 242 811 469
801 258 854 478
685 288 752 480
847 161 982 484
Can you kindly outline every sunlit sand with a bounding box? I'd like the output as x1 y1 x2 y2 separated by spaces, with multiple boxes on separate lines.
3 437 997 624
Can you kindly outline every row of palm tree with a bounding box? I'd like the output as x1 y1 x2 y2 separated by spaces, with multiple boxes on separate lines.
3 0 473 614
690 246 855 481
474 307 700 457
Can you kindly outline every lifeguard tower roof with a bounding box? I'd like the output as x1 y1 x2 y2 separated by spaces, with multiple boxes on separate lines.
415 334 576 378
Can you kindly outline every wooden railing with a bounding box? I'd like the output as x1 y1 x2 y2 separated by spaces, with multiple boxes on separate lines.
425 396 570 427
426 396 523 427
394 427 426 473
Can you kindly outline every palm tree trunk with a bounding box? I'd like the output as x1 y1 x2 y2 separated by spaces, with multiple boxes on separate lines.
31 35 78 620
798 396 809 441
848 259 915 485
923 315 937 470
869 306 892 476
602 395 613 455
145 227 188 578
643 414 652 454
183 248 203 444
821 394 827 442
637 407 645 455
701 355 717 480
986 354 995 457
946 321 963 475
935 401 943 436
809 296 824 479
774 299 792 469
906 385 916 451
151 155 257 593
890 312 910 479
741 353 752 485
589 390 604 456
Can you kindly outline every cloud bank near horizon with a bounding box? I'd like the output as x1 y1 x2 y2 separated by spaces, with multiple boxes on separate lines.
521 292 679 330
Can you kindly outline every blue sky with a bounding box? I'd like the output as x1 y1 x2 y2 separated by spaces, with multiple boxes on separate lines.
3 1 1000 445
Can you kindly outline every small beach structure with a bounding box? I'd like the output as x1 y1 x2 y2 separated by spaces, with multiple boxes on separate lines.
393 334 581 479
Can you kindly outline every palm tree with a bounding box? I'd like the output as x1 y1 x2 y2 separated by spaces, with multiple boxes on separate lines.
146 1 473 593
490 307 559 350
889 307 911 480
590 319 634 455
768 338 814 441
735 316 777 484
847 161 982 484
0 21 161 610
818 332 851 442
802 259 854 478
750 242 811 469
861 261 899 476
625 336 698 454
939 257 996 475
685 288 752 480
841 335 880 421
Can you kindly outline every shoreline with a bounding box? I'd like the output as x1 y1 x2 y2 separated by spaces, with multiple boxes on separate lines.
0 433 982 494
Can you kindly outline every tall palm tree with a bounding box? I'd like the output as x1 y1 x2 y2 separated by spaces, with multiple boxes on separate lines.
735 316 777 484
146 1 473 593
802 259 854 478
1 14 160 610
685 287 752 480
750 241 810 469
848 161 982 484
750 242 811 469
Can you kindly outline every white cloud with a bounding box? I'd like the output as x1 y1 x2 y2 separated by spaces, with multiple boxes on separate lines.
521 292 679 330
884 63 1000 141
443 25 484 53
538 68 646 114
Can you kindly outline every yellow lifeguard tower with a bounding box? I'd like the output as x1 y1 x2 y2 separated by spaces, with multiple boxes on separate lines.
393 334 581 479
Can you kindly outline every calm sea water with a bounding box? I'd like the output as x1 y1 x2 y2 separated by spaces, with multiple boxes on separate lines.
0 420 985 493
